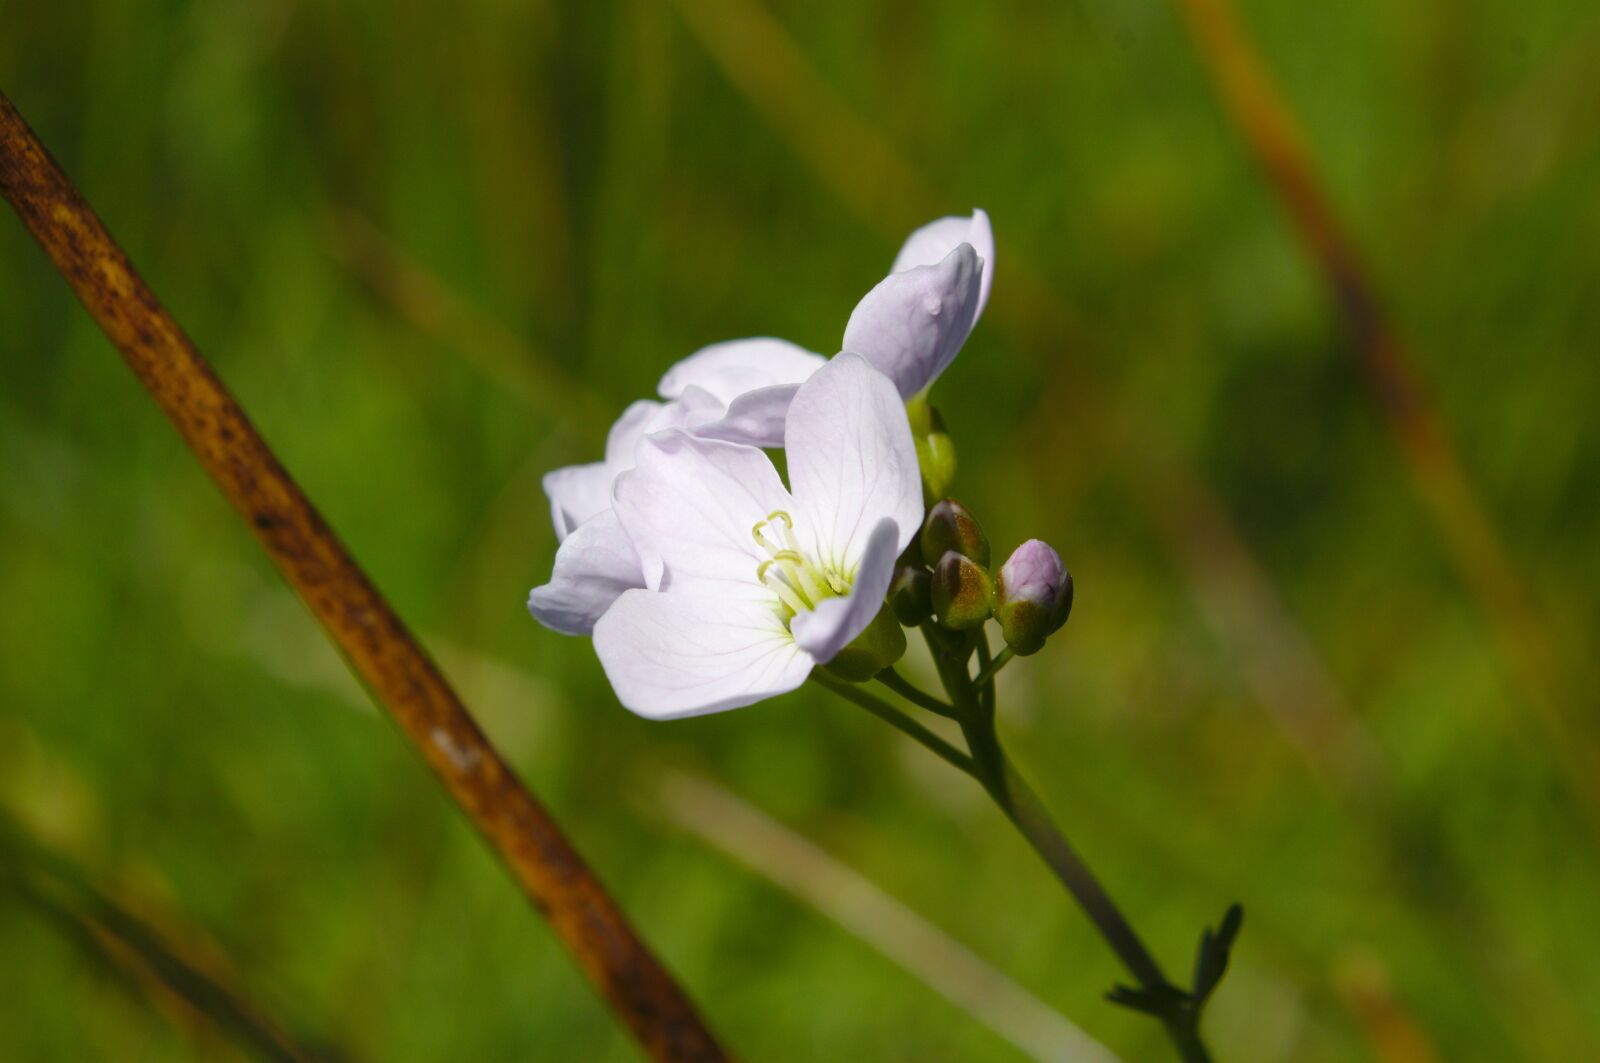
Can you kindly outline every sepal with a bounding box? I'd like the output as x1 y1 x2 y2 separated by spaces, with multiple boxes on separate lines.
822 604 908 681
930 551 993 631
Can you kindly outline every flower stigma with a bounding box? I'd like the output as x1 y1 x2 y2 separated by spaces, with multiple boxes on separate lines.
752 510 849 620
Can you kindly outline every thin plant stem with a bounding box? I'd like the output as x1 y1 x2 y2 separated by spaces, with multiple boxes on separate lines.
906 624 1213 1062
819 638 1217 1059
875 668 959 718
972 632 995 715
983 753 1210 1062
979 758 1165 987
810 673 974 775
972 644 1014 692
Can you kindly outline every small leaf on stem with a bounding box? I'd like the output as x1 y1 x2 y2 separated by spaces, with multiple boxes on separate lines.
1191 903 1244 1004
1106 981 1190 1019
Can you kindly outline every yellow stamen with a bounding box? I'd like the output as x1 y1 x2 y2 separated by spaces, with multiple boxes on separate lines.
750 510 849 622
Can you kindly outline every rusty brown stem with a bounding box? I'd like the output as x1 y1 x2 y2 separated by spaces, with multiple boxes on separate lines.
0 90 728 1063
1170 0 1599 824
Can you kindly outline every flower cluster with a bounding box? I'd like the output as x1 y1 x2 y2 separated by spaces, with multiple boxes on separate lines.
524 213 1232 1055
528 210 1071 719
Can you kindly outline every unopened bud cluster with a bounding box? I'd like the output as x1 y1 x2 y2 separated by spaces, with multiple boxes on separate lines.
886 496 1074 657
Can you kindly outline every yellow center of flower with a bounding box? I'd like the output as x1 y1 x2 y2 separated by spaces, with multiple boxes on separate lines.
752 510 849 619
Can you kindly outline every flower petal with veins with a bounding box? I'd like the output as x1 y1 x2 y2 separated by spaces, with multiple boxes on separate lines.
611 431 793 599
786 353 923 569
594 591 813 718
659 337 827 405
657 338 827 447
527 510 644 635
842 242 983 398
892 208 994 323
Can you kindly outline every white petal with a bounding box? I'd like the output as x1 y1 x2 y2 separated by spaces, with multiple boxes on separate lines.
546 391 732 542
658 338 826 405
891 209 994 323
542 462 613 542
603 392 725 467
785 354 923 572
602 399 667 467
789 518 900 663
842 242 983 397
611 430 793 600
594 590 813 718
527 510 644 635
690 383 800 447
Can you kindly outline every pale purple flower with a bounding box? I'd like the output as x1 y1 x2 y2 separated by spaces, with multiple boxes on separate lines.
591 354 922 719
527 211 989 648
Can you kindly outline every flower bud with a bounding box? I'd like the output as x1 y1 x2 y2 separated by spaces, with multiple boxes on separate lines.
915 431 957 502
921 498 989 568
995 539 1073 655
931 550 994 631
907 398 957 501
888 565 933 627
823 604 908 681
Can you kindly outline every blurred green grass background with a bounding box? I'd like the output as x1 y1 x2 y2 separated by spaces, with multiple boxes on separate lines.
3 1 1599 1060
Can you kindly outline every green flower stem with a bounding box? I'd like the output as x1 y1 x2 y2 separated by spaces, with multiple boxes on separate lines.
818 625 1215 1060
810 672 974 775
971 644 1014 693
982 748 1210 1061
875 668 959 718
913 623 1212 1063
971 632 995 715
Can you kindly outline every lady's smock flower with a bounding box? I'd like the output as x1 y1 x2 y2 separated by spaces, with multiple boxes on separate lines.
529 211 989 640
592 354 922 718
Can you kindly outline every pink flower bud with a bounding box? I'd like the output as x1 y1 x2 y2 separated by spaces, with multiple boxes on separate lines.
995 540 1072 655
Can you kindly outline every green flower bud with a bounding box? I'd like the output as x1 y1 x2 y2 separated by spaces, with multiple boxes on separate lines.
823 604 908 681
931 550 994 631
906 395 940 436
995 539 1073 655
921 498 990 568
915 431 957 502
888 565 933 627
907 397 957 501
